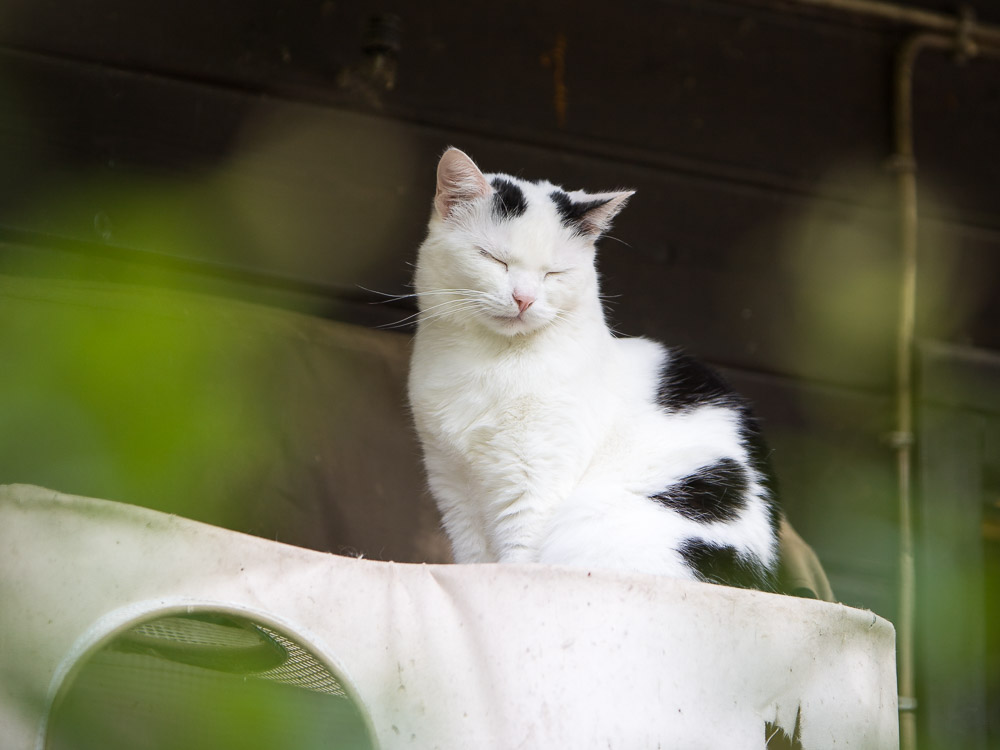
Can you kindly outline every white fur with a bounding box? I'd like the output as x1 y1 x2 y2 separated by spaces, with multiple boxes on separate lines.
408 149 777 578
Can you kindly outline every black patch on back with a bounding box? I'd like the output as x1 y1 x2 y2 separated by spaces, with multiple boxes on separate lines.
655 347 784 575
651 458 749 523
656 348 783 542
679 539 776 591
490 177 528 220
549 190 610 231
656 348 739 412
738 411 783 541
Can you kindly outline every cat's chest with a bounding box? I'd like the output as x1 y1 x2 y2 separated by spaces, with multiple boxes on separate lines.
430 366 578 439
411 341 602 451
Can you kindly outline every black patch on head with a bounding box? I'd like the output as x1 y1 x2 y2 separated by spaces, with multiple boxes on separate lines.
651 458 749 523
549 190 611 232
679 539 776 591
490 177 528 220
656 348 740 413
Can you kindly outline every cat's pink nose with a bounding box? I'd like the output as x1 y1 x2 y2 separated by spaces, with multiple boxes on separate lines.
513 292 535 314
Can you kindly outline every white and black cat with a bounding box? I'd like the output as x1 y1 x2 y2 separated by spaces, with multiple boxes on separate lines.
408 148 780 590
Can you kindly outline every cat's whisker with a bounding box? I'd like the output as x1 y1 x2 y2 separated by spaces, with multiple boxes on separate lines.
355 285 421 304
406 297 487 327
599 233 632 249
357 285 494 305
426 299 486 317
377 320 418 331
375 293 490 330
381 307 476 330
419 295 486 313
550 308 573 322
415 288 493 300
376 311 427 330
383 305 462 328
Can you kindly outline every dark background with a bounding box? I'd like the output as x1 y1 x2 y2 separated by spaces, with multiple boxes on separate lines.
0 1 997 747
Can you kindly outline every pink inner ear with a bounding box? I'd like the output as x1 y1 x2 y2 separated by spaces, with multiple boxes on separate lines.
580 191 635 235
435 148 493 219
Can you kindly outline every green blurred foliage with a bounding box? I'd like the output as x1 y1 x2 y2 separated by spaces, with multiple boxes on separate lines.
0 109 384 525
778 172 899 388
0 271 281 522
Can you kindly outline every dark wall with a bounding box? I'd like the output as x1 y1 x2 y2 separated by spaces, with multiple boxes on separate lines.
0 3 998 738
1 1 997 364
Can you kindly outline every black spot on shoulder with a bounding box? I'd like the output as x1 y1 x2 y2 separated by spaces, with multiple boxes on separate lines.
679 539 776 591
549 190 611 231
490 177 527 220
656 349 740 412
651 458 749 523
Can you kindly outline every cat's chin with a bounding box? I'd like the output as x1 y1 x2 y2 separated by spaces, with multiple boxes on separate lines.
484 313 548 337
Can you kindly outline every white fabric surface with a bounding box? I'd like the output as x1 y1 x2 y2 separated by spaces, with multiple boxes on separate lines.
0 485 898 749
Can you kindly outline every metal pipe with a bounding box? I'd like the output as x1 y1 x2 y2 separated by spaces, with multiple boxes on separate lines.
891 28 1000 750
890 33 940 750
745 0 1000 47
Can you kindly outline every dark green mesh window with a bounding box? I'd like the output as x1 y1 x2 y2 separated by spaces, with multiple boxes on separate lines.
46 612 376 750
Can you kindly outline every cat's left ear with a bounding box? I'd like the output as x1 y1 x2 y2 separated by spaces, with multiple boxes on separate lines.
434 148 492 220
576 191 635 237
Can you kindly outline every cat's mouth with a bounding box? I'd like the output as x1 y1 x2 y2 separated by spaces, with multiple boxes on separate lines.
491 313 525 325
488 311 541 334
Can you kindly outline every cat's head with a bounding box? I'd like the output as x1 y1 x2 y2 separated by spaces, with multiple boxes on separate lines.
414 148 633 337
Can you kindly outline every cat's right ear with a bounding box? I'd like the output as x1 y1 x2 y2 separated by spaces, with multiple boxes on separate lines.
435 148 492 220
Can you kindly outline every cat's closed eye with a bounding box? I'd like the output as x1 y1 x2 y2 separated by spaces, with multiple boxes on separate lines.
478 247 508 270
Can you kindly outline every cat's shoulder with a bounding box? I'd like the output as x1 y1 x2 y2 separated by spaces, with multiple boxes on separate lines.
608 338 742 412
655 346 744 413
612 335 666 364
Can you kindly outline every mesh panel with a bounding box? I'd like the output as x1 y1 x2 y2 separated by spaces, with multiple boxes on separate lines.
130 617 267 650
256 627 347 697
119 615 347 695
46 612 373 750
